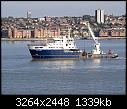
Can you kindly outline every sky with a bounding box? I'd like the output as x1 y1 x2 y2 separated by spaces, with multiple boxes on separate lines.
1 1 126 18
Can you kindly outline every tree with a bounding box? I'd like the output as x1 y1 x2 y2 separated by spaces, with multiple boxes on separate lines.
82 15 91 21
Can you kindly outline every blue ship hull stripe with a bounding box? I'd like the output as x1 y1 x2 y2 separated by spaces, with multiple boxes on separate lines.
31 56 80 59
29 49 81 59
32 54 80 56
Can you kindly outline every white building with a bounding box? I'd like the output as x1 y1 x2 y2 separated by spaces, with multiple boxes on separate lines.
95 9 104 24
27 11 31 18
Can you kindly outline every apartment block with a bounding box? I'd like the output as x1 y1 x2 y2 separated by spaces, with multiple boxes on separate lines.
95 9 104 24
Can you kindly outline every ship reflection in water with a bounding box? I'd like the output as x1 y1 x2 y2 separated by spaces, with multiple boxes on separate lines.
82 58 101 69
92 59 101 68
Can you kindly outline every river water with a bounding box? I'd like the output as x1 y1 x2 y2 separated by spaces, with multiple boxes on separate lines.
1 39 126 95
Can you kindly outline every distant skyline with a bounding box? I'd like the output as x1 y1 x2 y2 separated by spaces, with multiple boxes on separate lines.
1 1 126 18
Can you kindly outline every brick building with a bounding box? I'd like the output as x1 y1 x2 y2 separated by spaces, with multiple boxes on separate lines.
99 29 109 37
98 28 126 37
6 27 60 38
111 29 126 37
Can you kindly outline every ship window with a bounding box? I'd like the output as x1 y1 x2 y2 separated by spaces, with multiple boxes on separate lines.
35 47 38 48
66 44 68 46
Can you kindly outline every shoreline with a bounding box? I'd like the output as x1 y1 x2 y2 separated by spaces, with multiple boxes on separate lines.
1 37 126 41
98 37 126 40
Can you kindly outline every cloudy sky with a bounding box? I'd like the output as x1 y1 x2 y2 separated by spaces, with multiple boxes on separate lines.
1 1 126 17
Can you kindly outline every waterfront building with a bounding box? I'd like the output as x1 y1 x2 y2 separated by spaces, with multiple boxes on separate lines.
8 27 13 38
12 28 17 38
1 29 8 38
99 29 109 37
6 27 61 39
111 29 126 37
13 28 32 38
95 28 126 37
95 9 104 24
119 29 126 36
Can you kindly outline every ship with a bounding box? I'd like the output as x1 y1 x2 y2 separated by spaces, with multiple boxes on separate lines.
81 22 118 59
27 29 82 59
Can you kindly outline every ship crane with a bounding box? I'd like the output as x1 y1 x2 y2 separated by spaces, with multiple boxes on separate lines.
83 22 102 55
82 22 118 58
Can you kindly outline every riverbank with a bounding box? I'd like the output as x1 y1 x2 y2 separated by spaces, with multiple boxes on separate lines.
82 36 126 40
1 38 45 41
98 37 126 40
1 37 126 41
